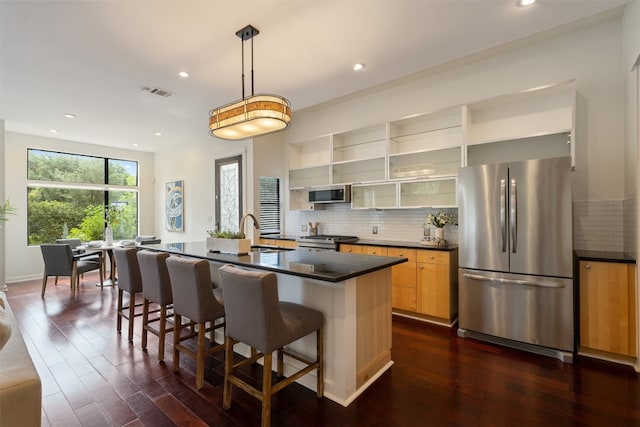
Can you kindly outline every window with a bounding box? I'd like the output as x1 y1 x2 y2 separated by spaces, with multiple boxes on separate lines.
27 149 139 245
259 176 281 234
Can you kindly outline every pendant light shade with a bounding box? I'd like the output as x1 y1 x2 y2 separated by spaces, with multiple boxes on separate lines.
209 25 291 140
209 94 291 140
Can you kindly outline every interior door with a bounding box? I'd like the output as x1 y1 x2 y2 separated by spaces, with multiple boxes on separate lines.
214 155 243 233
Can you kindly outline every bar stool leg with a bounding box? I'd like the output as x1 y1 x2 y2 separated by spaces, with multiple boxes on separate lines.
262 352 272 427
317 328 324 398
141 299 149 351
158 306 167 362
127 293 136 342
116 289 124 333
196 322 206 390
173 314 182 373
223 336 234 410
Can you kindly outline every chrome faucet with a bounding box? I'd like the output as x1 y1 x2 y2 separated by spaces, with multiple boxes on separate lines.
239 213 260 238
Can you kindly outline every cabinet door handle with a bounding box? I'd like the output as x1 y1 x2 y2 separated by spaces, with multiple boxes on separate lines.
372 251 377 254
398 252 403 256
348 249 352 253
419 265 424 269
584 264 591 269
430 255 434 260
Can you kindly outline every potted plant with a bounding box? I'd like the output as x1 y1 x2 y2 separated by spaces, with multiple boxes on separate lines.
0 199 16 223
206 230 251 255
425 211 455 242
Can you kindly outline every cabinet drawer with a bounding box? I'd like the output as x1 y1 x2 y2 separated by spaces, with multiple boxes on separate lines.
387 247 416 262
340 244 362 254
276 240 298 249
417 250 450 264
361 246 388 256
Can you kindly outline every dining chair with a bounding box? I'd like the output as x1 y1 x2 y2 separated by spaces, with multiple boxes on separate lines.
218 264 324 427
165 256 225 390
40 244 103 298
56 238 103 276
136 250 174 362
113 247 144 342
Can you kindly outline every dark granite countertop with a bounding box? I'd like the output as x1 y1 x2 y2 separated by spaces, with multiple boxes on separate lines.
261 234 458 251
575 250 636 264
345 239 458 251
260 234 299 241
140 241 407 283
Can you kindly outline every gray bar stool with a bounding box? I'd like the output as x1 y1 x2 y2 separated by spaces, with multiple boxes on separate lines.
165 256 225 390
137 250 174 362
218 264 324 427
113 247 144 342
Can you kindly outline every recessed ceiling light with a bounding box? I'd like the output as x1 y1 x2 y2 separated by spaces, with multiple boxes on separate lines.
517 0 536 6
178 71 189 78
132 143 139 146
49 129 58 134
154 131 163 136
353 63 365 71
63 113 76 119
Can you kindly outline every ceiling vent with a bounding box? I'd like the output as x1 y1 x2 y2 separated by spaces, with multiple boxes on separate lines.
142 86 174 98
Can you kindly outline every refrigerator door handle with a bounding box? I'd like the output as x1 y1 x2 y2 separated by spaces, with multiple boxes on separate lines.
500 178 507 253
510 178 517 253
462 273 566 289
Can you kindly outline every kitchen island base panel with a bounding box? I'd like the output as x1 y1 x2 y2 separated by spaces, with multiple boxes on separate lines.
213 268 393 407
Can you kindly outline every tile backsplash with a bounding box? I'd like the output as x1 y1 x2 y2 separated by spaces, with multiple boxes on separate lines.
286 199 635 254
285 204 458 244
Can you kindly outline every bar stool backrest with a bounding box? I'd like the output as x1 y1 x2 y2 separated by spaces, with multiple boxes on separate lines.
165 256 223 324
137 250 172 305
113 247 143 294
218 265 285 353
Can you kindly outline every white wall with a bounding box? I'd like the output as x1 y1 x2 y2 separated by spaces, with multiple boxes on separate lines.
280 13 627 239
622 0 640 372
152 136 252 244
3 132 155 282
0 120 5 289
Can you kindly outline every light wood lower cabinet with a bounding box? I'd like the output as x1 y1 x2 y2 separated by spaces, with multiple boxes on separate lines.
258 238 298 249
417 249 458 324
388 248 417 312
579 261 637 358
340 244 362 254
339 244 458 325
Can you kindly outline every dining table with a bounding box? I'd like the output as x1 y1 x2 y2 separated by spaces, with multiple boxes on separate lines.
78 241 137 287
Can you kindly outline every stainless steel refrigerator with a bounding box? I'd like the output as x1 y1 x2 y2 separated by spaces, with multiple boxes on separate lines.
457 156 574 361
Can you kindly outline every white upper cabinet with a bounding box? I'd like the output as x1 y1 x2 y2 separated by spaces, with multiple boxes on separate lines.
332 124 387 184
287 80 577 209
389 107 463 180
288 136 331 189
465 80 575 167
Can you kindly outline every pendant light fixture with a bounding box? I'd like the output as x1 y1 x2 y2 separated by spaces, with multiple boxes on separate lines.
209 25 291 140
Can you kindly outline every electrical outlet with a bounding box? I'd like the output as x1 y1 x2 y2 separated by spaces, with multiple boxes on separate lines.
301 224 307 232
372 226 378 234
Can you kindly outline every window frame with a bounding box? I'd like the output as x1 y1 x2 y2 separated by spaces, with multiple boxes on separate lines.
26 148 140 245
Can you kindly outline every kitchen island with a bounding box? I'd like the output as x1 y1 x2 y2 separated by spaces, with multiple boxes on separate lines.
140 241 407 406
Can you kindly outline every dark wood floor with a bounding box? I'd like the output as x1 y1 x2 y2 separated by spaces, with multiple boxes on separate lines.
5 272 640 427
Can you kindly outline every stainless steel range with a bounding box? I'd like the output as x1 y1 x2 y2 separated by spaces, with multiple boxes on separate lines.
296 235 359 251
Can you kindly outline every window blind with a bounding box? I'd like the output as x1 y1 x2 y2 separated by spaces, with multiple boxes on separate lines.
259 176 281 234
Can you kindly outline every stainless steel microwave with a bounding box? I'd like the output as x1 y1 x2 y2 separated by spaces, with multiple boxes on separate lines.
308 185 351 203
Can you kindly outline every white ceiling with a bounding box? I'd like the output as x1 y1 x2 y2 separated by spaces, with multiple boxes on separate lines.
0 0 630 153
